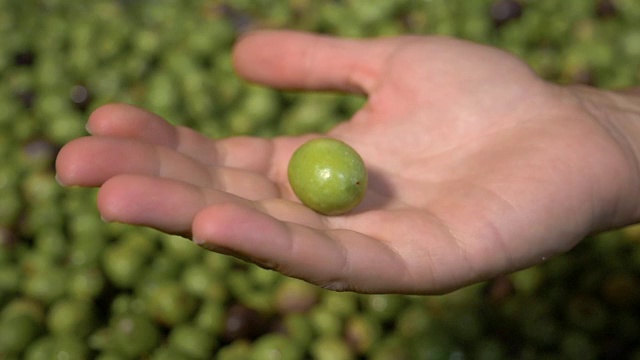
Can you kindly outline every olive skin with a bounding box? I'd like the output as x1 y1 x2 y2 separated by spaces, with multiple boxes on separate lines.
287 138 368 215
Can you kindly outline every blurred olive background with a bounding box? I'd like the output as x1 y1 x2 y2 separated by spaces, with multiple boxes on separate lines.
2 0 640 359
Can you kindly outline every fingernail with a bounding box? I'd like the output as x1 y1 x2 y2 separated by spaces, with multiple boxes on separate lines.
54 174 67 186
192 236 204 246
85 123 93 135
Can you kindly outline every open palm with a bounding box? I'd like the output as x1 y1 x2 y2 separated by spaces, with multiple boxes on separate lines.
56 30 636 294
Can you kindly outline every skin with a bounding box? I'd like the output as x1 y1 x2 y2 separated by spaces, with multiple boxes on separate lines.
55 30 640 294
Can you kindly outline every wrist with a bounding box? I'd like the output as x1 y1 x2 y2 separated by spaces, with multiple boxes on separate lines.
568 85 640 228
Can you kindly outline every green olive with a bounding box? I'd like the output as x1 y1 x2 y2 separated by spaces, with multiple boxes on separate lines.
0 314 41 355
310 336 354 360
344 314 382 355
287 138 367 215
21 266 68 305
194 299 225 335
216 340 252 360
144 281 198 326
360 294 406 322
46 298 96 338
24 335 89 360
250 333 304 360
101 243 147 289
110 312 161 358
167 323 216 359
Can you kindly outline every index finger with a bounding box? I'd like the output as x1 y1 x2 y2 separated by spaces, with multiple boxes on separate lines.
85 103 277 174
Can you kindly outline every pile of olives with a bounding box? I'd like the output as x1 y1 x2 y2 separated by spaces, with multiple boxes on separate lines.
1 0 640 358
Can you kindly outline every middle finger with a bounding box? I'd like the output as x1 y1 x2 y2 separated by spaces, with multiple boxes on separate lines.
57 136 280 200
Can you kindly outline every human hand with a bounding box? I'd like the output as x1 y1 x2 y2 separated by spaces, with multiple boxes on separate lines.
55 30 640 294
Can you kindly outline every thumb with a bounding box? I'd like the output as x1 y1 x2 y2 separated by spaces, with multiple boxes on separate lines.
232 30 392 94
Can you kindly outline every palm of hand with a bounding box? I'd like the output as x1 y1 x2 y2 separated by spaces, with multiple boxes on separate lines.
56 31 629 294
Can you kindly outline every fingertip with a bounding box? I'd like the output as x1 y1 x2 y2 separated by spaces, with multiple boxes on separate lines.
86 103 131 134
231 30 290 84
86 103 175 145
95 174 159 224
95 176 128 223
54 137 90 186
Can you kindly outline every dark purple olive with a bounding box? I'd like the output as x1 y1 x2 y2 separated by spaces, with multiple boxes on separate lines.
571 69 596 86
14 51 35 66
595 0 618 18
0 227 19 249
490 0 523 27
222 303 269 342
483 275 515 304
22 138 60 171
565 295 609 333
16 90 36 109
600 272 640 308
